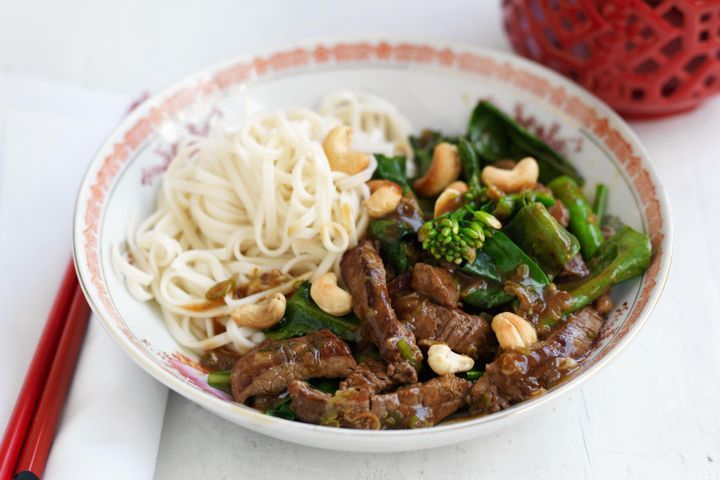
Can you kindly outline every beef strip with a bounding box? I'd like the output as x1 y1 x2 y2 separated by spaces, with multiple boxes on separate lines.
340 358 397 394
557 253 589 279
289 375 471 429
288 382 375 428
411 263 459 308
370 375 471 429
341 240 422 383
230 329 356 403
548 199 570 228
387 272 413 300
393 293 493 360
468 307 604 414
200 347 240 371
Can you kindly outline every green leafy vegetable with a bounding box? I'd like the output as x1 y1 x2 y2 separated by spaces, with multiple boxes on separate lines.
370 218 418 274
264 282 360 342
467 101 583 185
373 154 410 192
461 250 502 283
461 286 513 309
483 231 550 284
266 395 295 420
461 231 549 308
504 203 581 278
310 379 339 394
549 176 604 259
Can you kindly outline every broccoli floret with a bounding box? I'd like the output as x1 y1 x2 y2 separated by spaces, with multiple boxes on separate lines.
418 206 501 265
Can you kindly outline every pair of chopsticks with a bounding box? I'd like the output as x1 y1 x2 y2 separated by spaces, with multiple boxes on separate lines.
0 261 91 480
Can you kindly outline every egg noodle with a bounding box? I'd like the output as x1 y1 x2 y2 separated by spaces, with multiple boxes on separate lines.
113 91 413 355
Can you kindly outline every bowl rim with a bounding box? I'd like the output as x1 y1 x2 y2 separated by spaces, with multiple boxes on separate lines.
72 35 673 440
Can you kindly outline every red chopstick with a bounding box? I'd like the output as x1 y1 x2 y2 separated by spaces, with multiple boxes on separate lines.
0 262 79 480
13 285 90 479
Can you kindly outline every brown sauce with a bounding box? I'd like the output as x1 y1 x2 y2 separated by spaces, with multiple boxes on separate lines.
494 265 571 336
186 269 291 313
182 299 226 313
390 196 425 232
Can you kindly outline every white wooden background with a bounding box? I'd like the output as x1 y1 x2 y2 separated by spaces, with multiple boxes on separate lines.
2 1 719 478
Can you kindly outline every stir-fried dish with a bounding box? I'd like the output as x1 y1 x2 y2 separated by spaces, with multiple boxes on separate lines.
117 92 651 430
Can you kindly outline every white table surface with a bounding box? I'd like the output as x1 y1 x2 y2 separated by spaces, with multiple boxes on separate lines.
2 0 719 478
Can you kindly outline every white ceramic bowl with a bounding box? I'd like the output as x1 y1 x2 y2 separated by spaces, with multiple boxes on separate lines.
73 38 672 452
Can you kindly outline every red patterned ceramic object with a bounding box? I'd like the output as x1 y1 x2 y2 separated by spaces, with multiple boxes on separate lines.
503 0 720 118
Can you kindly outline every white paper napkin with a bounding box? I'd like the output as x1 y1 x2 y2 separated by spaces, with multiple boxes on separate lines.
0 73 168 479
43 317 168 479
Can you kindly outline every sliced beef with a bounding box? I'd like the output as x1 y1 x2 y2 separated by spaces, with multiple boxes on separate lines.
387 272 413 300
393 293 493 360
548 199 569 228
200 347 240 372
411 263 459 308
230 329 356 403
557 253 589 279
289 382 376 428
468 307 604 414
340 358 397 394
510 281 571 338
466 381 510 414
370 375 471 429
289 375 471 429
341 241 422 384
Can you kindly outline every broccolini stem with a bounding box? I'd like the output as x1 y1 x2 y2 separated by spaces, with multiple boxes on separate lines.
549 176 604 259
208 370 232 391
593 184 609 223
457 137 483 200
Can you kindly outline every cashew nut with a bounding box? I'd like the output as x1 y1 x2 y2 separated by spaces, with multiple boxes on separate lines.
413 142 461 196
365 180 402 218
481 157 539 193
322 126 370 175
230 293 286 329
434 181 468 218
427 344 475 376
310 272 353 316
446 181 469 193
491 312 537 351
